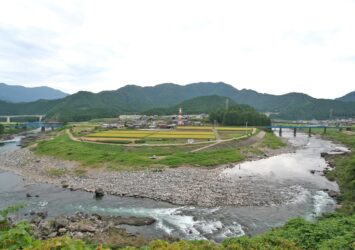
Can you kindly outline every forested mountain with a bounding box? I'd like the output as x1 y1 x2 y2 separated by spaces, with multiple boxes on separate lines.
143 95 238 115
0 82 355 121
336 91 355 102
0 83 67 102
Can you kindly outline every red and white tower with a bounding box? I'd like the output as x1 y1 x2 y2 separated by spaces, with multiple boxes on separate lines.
178 107 183 126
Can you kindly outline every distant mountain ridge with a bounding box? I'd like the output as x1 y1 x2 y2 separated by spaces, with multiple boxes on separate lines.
336 91 355 102
0 82 354 121
0 83 67 103
143 95 239 115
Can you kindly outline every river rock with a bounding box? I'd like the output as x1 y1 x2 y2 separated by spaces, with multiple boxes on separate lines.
36 211 48 219
58 228 67 234
111 216 156 226
54 217 69 228
26 193 32 197
94 188 105 198
320 152 329 157
61 181 69 188
327 190 339 198
38 220 53 235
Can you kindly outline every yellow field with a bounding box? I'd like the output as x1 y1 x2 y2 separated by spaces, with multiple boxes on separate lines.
217 127 253 131
177 126 213 130
87 130 215 140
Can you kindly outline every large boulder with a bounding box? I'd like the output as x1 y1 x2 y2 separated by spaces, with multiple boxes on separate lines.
94 188 105 198
54 217 69 229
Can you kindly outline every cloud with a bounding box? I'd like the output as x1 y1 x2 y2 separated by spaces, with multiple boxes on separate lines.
0 0 354 98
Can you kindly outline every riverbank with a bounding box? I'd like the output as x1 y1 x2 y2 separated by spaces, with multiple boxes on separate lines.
1 129 353 249
1 129 339 208
0 144 296 207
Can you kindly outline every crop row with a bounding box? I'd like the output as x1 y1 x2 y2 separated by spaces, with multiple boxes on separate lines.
87 132 215 139
217 127 253 131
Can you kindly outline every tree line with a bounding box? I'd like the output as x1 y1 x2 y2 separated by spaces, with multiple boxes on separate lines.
209 105 271 126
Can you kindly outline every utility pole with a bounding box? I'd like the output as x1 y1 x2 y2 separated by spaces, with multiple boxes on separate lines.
225 98 229 111
329 109 333 120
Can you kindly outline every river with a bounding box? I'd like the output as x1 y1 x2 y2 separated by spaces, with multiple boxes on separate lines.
0 130 347 241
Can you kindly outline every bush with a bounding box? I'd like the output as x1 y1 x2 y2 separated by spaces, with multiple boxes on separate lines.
97 140 132 144
0 124 4 135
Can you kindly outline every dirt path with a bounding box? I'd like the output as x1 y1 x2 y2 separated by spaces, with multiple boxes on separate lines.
191 128 262 152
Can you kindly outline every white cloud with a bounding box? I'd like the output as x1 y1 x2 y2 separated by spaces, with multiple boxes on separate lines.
0 0 354 98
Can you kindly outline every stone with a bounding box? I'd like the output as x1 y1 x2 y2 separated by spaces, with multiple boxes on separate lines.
48 232 57 238
61 181 69 188
111 216 156 226
320 152 328 157
58 228 67 234
37 211 48 219
94 188 105 198
328 190 339 198
54 217 69 228
26 193 32 198
38 220 53 235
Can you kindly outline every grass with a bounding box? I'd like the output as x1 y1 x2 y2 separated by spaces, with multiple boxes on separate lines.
261 132 286 149
311 128 355 214
34 133 245 169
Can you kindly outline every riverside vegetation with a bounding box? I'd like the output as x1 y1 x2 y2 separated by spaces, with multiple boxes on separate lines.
1 129 354 249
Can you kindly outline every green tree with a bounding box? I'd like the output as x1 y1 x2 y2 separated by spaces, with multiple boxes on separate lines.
0 124 4 135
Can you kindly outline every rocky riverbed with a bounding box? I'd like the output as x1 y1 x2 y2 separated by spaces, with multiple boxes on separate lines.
0 144 303 207
0 130 343 240
8 212 156 247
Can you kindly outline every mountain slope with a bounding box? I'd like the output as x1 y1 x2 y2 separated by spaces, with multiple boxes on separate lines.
0 83 67 103
143 95 238 115
336 91 355 102
0 82 355 121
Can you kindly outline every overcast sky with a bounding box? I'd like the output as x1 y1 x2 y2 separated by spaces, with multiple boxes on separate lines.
0 0 354 98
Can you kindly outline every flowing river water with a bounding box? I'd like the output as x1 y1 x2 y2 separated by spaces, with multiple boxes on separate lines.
0 130 348 241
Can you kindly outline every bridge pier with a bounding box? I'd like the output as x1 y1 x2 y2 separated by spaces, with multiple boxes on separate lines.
324 127 327 134
279 127 282 137
308 128 312 137
293 128 297 137
6 116 10 123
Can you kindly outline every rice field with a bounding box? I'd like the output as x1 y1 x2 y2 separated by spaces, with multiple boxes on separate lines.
216 127 253 131
87 130 215 140
84 126 255 144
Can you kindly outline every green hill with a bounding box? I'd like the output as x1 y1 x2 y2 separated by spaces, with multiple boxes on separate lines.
0 82 355 121
336 91 355 102
0 82 67 103
143 95 238 115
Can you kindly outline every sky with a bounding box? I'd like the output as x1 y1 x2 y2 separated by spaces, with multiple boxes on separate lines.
0 0 354 98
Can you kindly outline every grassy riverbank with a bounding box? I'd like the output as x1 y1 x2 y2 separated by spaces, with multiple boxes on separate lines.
34 132 246 169
313 129 355 214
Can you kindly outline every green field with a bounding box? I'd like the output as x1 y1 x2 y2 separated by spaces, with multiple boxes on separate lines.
35 133 245 169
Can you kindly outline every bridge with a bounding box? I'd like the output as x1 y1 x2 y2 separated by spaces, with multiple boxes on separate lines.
0 115 45 123
3 121 64 131
265 125 348 137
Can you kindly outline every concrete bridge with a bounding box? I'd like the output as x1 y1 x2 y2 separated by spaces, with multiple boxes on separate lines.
0 115 45 123
265 125 347 137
